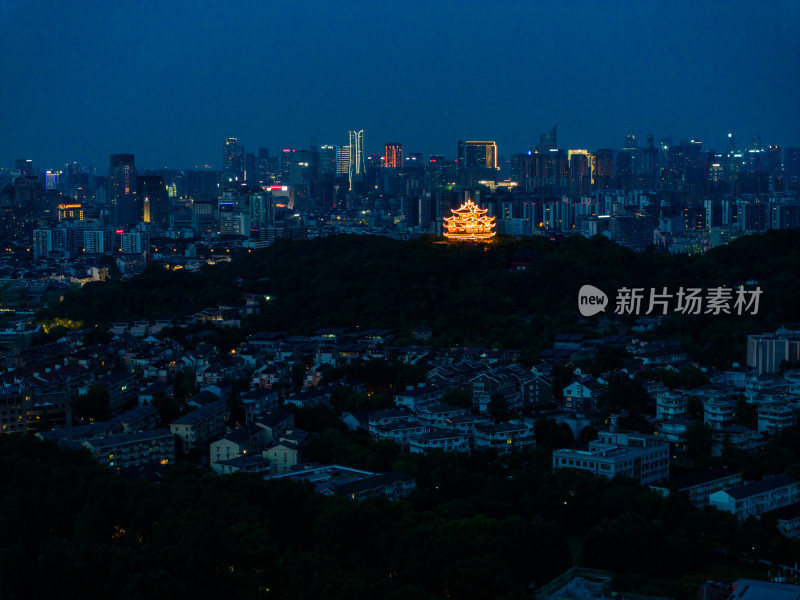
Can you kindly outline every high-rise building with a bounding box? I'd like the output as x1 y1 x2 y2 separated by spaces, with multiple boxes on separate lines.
568 151 590 196
319 145 338 175
784 148 800 179
256 148 271 186
137 175 170 231
538 126 557 151
384 143 403 168
457 141 498 185
245 153 256 185
641 134 659 179
348 130 364 190
337 145 351 176
223 137 244 182
109 154 137 226
280 149 296 185
595 149 614 188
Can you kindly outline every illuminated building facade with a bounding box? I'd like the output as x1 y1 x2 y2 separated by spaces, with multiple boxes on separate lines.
57 203 84 222
443 199 496 241
349 130 364 190
384 143 403 168
337 145 351 175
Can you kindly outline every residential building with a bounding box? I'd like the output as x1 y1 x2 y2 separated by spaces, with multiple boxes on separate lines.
710 425 764 456
409 429 470 454
747 329 800 375
266 464 416 501
264 439 300 474
658 468 743 508
704 398 735 430
82 429 175 469
473 422 535 454
210 422 266 472
552 430 670 485
655 390 688 420
169 399 229 453
758 402 796 434
709 473 800 520
394 384 442 411
215 454 271 476
562 377 606 413
416 403 469 428
372 419 426 448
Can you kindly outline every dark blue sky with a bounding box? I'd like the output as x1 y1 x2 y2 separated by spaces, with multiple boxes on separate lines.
2 0 799 171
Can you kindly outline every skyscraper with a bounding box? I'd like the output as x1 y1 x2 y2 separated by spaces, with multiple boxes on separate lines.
109 153 137 226
223 137 244 182
337 145 351 175
137 175 170 231
785 148 800 179
457 141 498 185
384 143 403 168
538 126 557 151
349 130 364 190
319 145 338 175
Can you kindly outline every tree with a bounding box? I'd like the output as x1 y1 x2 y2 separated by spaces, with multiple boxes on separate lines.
686 421 712 461
488 394 510 422
73 384 111 422
734 395 758 429
535 418 574 450
440 389 472 409
153 392 180 425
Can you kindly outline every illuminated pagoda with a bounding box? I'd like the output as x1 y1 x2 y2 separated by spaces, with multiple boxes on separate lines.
443 200 496 241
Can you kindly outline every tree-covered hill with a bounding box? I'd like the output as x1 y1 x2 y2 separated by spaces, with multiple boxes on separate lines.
38 231 800 364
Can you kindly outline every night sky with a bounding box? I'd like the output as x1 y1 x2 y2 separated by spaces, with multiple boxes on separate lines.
2 0 799 171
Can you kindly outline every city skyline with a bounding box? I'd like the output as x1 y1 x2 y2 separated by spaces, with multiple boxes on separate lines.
2 1 799 170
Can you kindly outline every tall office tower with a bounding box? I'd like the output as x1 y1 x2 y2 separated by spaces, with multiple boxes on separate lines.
384 143 403 168
569 151 590 196
245 153 256 185
137 175 170 231
684 140 708 189
785 148 800 179
257 148 271 186
667 144 686 186
280 149 296 184
616 151 632 178
292 149 312 187
538 126 557 151
348 130 364 190
641 134 659 179
109 153 137 226
766 146 783 174
337 145 351 176
594 149 614 188
319 145 338 175
457 140 498 185
223 137 244 182
622 134 638 174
